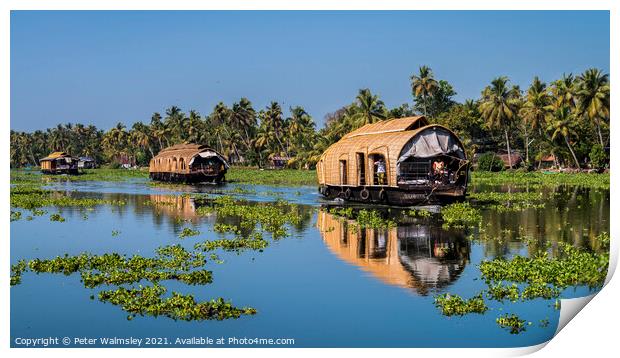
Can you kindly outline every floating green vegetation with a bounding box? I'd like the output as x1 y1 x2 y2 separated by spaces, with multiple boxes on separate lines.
479 241 609 291
486 282 520 303
213 223 242 234
441 202 482 228
10 211 22 221
98 284 256 321
10 185 126 210
49 213 66 222
325 207 396 229
468 190 546 212
434 293 488 316
471 171 609 190
10 196 307 322
195 233 268 253
111 230 121 237
197 195 303 240
435 235 609 334
496 314 527 334
179 227 200 239
10 260 27 286
328 207 354 219
407 209 432 218
10 241 262 321
356 209 396 229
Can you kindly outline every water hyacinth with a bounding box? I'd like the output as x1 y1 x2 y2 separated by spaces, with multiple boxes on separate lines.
440 202 482 228
496 314 527 334
479 241 609 290
434 293 488 316
98 284 257 321
178 227 200 239
10 185 126 210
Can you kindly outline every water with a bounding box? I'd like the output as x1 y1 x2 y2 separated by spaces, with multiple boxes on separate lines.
10 179 609 348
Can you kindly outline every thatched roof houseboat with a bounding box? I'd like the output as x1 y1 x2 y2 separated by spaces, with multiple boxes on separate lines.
317 116 469 205
149 144 229 184
40 152 79 174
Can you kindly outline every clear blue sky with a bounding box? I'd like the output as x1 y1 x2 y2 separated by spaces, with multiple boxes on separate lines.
10 10 609 132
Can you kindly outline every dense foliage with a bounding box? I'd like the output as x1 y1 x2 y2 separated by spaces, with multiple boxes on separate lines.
10 67 609 170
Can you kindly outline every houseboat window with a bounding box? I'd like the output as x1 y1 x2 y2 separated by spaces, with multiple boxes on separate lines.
339 159 348 185
180 158 185 170
356 153 366 186
370 154 387 186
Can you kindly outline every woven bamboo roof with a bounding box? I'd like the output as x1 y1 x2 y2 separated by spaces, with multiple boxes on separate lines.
40 152 72 161
317 117 464 187
342 116 428 139
149 144 229 174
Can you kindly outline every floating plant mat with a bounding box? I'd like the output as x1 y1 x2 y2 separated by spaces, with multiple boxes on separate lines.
434 234 609 334
322 206 610 335
10 195 308 322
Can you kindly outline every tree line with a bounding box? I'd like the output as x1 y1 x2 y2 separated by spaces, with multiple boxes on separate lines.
10 66 610 170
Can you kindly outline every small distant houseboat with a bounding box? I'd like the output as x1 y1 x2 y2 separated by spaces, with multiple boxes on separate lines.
40 152 79 174
149 144 230 184
78 156 97 169
316 116 469 205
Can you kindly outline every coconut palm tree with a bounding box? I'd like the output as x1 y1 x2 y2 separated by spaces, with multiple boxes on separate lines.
479 76 521 168
349 88 387 127
547 105 580 168
231 98 257 152
520 77 551 165
410 65 439 116
575 68 609 147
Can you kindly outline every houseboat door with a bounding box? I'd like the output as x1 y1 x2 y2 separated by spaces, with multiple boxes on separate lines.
356 153 366 186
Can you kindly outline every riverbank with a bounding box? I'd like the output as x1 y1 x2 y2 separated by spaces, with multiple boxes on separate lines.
10 167 609 188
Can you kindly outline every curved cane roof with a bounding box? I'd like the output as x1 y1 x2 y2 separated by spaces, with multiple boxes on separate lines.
149 144 229 174
317 116 465 187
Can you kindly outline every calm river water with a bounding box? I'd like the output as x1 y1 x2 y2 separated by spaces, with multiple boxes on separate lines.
10 179 609 348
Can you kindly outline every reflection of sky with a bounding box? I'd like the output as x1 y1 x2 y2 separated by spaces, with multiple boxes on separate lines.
10 182 608 348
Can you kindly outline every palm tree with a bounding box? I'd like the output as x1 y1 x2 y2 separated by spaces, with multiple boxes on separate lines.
349 88 387 127
552 73 577 109
410 65 439 116
131 122 154 158
231 98 257 151
575 68 609 147
520 77 551 165
547 105 580 168
479 76 521 168
164 105 184 144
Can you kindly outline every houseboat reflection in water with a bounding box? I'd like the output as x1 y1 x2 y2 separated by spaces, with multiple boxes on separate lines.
148 194 215 224
317 210 470 295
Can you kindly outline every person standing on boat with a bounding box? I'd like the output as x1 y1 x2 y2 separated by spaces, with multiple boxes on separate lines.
375 158 386 185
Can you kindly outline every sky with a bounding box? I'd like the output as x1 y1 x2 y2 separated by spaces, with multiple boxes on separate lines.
10 10 610 132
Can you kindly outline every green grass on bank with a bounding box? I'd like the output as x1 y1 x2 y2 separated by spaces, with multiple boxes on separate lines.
226 168 317 186
10 167 608 189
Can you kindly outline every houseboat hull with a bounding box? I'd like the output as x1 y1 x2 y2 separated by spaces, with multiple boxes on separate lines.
318 184 466 206
149 171 226 184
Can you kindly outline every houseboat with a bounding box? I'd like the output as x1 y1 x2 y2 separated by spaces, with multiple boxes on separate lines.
149 144 229 184
40 152 79 174
316 116 469 205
